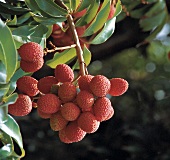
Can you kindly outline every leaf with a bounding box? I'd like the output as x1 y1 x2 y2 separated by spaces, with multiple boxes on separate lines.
0 19 18 82
0 61 7 84
6 15 17 26
72 45 91 70
75 0 100 26
0 83 10 101
17 12 32 25
82 0 111 37
0 144 12 159
76 0 91 12
34 0 68 17
70 0 81 11
0 106 8 124
0 114 25 158
46 48 77 68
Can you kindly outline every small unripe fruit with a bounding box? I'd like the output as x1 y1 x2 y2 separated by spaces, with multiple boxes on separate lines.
20 58 44 73
37 76 58 94
17 76 39 96
58 82 77 103
65 121 86 143
78 75 94 92
37 109 51 119
76 90 94 111
89 75 111 97
93 97 112 122
8 94 32 116
60 102 80 121
50 111 68 131
109 78 129 96
55 64 74 83
18 42 44 62
37 94 61 114
59 128 73 144
77 112 100 133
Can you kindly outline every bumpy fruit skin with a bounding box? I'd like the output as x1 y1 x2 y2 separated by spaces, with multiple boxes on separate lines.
50 111 68 131
37 109 51 119
20 58 44 73
89 75 111 97
76 90 94 111
109 78 129 96
77 112 100 133
58 82 77 103
59 128 73 144
104 106 114 121
37 76 58 94
65 121 86 143
18 42 44 62
8 94 32 116
17 76 39 96
37 94 61 114
78 75 94 92
60 102 80 121
93 97 113 122
55 64 74 83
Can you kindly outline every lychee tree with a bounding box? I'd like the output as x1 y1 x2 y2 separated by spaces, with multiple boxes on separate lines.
0 0 169 159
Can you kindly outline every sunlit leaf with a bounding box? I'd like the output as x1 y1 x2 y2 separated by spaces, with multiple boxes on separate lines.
46 48 77 68
0 61 6 84
0 106 8 123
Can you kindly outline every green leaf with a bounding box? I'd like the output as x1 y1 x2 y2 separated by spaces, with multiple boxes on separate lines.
0 83 10 101
75 0 100 26
46 48 77 68
17 12 32 25
0 61 7 84
0 144 12 159
0 19 18 82
82 0 111 37
113 0 122 18
70 0 81 11
0 114 25 158
34 0 68 17
6 15 17 26
90 17 116 44
72 45 91 70
0 106 8 124
76 0 91 12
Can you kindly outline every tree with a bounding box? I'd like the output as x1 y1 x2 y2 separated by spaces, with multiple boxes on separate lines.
0 0 169 159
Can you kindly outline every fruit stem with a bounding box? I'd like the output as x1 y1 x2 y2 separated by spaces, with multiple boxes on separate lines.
67 14 86 76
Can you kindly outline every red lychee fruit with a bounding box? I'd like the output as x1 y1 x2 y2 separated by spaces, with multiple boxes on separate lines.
93 97 113 122
59 127 73 144
17 76 39 96
77 112 100 133
37 109 51 119
89 75 111 97
50 111 68 131
8 94 32 116
108 78 129 96
60 102 80 121
76 90 94 111
104 106 114 121
73 8 87 18
18 42 44 62
65 121 86 143
37 93 61 114
58 82 77 103
78 75 94 92
55 64 74 83
20 58 44 73
37 76 58 94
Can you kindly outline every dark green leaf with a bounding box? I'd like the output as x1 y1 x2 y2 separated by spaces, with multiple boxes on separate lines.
46 48 77 69
70 0 81 11
17 12 32 25
76 0 91 12
0 19 18 82
0 61 7 84
0 144 12 159
0 106 8 124
6 15 17 26
0 83 10 101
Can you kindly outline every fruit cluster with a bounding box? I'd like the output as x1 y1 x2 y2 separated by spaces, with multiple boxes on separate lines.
8 63 128 144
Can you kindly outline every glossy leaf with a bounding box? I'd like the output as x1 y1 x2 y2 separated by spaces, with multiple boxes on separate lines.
17 12 32 25
0 19 18 82
0 114 25 158
46 48 77 69
71 0 81 11
0 106 8 124
34 0 68 17
82 0 111 37
0 83 10 101
0 61 7 84
0 144 12 159
76 0 91 12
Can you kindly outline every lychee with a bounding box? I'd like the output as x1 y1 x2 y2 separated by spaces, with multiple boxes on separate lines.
8 94 32 116
76 90 94 111
89 75 111 97
93 97 113 122
37 108 51 119
55 64 74 83
17 76 39 96
78 75 94 92
77 112 100 133
50 111 68 131
65 121 86 143
59 127 73 144
104 106 114 121
60 102 80 121
37 93 61 114
58 82 77 103
20 58 44 73
37 76 58 94
109 78 129 96
18 42 44 62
